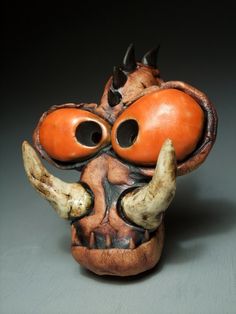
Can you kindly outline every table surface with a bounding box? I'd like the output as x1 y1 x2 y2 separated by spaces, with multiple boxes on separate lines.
1 3 236 313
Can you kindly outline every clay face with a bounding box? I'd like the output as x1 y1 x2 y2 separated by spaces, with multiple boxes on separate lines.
22 44 217 276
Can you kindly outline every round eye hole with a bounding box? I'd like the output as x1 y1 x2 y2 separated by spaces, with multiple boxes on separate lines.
38 108 111 162
116 119 139 148
76 121 102 147
111 89 204 166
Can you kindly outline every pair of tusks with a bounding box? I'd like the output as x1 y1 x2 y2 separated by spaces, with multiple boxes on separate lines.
22 139 176 230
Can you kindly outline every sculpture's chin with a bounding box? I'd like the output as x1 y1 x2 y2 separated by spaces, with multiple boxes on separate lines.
71 223 164 276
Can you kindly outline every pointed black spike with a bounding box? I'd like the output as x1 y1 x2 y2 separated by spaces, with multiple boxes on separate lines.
141 45 160 68
112 66 127 89
122 43 136 72
108 89 121 107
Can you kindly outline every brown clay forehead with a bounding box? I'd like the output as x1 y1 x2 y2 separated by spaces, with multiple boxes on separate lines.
89 44 163 124
95 64 162 124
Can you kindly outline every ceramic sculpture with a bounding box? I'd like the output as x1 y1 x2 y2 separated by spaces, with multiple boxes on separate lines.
22 44 217 276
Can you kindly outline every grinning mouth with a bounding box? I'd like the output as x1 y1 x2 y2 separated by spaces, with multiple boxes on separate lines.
72 222 153 250
71 223 165 276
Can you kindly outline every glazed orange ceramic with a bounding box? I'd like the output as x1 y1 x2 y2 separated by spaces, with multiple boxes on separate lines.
111 89 204 165
39 108 111 162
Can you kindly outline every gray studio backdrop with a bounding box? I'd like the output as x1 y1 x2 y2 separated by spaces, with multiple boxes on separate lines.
1 3 236 314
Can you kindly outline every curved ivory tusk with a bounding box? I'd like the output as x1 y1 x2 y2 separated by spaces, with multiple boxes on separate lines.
121 139 176 230
22 141 92 219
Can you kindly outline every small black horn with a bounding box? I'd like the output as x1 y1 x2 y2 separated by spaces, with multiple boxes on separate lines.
112 66 127 89
108 89 122 107
122 43 136 72
142 45 160 68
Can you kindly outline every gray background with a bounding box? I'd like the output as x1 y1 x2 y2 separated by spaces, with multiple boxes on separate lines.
1 2 236 313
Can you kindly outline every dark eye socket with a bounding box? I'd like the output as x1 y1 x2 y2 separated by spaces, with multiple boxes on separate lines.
116 119 139 148
76 121 103 147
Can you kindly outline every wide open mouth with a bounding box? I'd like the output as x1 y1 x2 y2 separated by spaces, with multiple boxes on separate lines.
71 223 165 276
71 221 153 250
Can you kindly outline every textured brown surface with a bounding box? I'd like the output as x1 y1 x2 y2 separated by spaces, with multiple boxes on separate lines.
30 61 217 276
71 223 164 276
96 63 162 123
68 152 165 276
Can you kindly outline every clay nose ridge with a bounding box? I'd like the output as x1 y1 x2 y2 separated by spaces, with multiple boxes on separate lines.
71 151 152 249
76 153 136 233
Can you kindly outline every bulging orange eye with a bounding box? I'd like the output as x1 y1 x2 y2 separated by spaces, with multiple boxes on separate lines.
38 108 111 162
111 89 204 165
